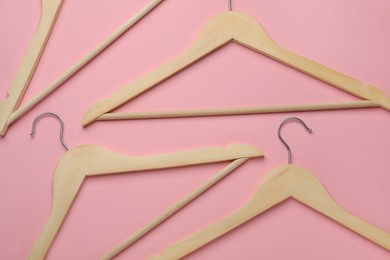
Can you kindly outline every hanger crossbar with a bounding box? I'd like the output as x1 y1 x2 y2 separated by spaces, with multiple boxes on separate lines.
96 100 377 121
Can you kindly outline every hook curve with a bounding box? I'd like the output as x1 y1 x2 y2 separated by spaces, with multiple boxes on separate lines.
228 0 232 11
277 117 312 164
30 112 69 151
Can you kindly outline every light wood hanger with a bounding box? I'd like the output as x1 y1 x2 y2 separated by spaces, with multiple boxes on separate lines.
0 0 63 136
82 4 390 126
148 118 390 260
27 113 263 260
0 0 165 136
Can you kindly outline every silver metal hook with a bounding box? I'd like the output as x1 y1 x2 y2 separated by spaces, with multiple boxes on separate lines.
277 117 312 164
30 112 69 151
228 0 232 11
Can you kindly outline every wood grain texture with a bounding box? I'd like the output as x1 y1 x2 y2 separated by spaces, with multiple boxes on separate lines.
6 0 165 130
0 0 63 136
149 165 390 259
82 11 390 126
100 158 249 260
28 144 262 260
97 101 378 121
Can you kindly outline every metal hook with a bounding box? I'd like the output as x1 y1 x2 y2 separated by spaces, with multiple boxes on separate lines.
277 117 312 164
30 112 69 151
228 0 232 11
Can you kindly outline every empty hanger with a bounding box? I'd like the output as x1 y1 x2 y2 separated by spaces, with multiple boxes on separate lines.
0 0 63 136
27 112 263 259
0 0 165 136
148 117 390 260
82 0 390 125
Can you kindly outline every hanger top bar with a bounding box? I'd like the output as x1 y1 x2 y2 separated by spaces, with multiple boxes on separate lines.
69 143 263 176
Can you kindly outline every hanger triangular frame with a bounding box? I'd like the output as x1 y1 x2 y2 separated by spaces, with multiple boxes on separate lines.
28 143 262 259
82 11 390 125
148 164 390 260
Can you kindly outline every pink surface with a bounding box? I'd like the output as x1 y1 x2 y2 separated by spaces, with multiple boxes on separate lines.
1 0 390 259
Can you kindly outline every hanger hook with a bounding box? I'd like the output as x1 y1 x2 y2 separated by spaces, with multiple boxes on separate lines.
277 117 312 164
30 112 69 151
228 0 232 11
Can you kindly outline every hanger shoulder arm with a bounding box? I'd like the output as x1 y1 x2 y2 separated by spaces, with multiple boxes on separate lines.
208 11 390 110
320 202 390 250
29 149 85 259
147 201 269 260
267 45 390 109
82 19 234 126
289 165 390 250
298 190 390 250
0 0 63 136
147 206 255 260
72 144 262 176
215 11 390 110
238 24 390 109
148 168 291 260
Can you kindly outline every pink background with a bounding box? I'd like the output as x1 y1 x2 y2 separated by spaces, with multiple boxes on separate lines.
1 0 390 259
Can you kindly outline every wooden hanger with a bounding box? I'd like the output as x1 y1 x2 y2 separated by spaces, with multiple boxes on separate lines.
27 113 263 260
148 118 390 260
82 8 390 126
0 0 63 136
0 0 165 136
